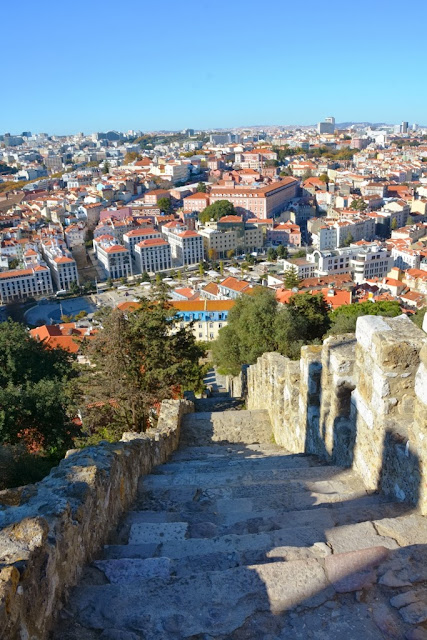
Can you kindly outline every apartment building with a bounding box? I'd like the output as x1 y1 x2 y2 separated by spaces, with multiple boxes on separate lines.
94 239 132 279
267 223 302 247
171 300 234 341
198 228 237 259
281 258 316 280
123 228 162 259
135 238 172 273
41 242 79 290
164 229 204 266
209 178 299 219
183 192 210 213
308 245 393 283
0 266 53 303
308 216 376 250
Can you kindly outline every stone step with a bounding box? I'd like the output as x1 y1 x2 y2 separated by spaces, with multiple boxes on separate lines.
180 410 272 446
142 465 360 489
153 452 319 473
167 445 311 464
63 550 397 640
121 499 409 538
135 477 368 513
130 518 398 560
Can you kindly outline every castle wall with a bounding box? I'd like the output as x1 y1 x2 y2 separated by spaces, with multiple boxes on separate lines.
0 399 193 640
246 315 426 513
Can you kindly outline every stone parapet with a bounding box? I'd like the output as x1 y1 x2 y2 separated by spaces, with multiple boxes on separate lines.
246 315 427 513
0 399 193 640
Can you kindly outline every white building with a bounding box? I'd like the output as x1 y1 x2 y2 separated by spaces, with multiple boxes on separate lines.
135 238 172 273
123 228 162 259
308 245 393 284
164 229 204 266
281 258 316 280
0 266 53 303
64 224 86 249
94 239 132 279
41 242 79 291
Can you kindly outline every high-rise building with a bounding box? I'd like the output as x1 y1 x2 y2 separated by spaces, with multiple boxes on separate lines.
317 117 335 135
401 121 409 134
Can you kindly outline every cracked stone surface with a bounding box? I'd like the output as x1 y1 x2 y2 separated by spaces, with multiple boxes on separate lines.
53 399 427 640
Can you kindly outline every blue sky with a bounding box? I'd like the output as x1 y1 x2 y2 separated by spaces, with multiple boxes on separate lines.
2 0 426 134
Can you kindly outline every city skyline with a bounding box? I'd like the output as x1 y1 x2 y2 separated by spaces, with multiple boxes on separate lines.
2 0 427 134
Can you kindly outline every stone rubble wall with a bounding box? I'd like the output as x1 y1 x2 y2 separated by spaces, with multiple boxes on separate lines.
247 315 427 514
215 366 248 399
0 398 193 640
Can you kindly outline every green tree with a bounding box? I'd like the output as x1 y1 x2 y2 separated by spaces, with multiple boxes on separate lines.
219 261 224 275
212 289 331 373
9 258 19 269
197 182 207 192
0 321 77 452
319 173 329 184
226 249 235 260
267 247 277 262
157 197 171 213
293 249 306 258
199 200 235 224
75 310 88 320
407 216 415 226
106 277 113 288
212 288 278 376
276 245 289 260
199 262 205 277
391 218 398 231
350 198 368 212
328 301 401 335
140 271 151 282
343 233 354 247
102 161 110 174
76 294 206 437
69 280 81 295
283 266 301 289
275 293 330 359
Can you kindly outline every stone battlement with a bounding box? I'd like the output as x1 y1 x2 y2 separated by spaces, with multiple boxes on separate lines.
0 399 193 640
246 314 427 514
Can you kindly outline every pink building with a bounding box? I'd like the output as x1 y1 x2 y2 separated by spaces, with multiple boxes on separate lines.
183 192 210 213
267 222 302 247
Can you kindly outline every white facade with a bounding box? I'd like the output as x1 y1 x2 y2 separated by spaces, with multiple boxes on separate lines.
0 266 53 303
135 239 172 273
308 245 393 283
164 230 204 266
123 228 162 259
94 240 132 279
41 243 79 290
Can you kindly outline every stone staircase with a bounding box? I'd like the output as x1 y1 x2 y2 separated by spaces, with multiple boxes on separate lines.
53 397 427 640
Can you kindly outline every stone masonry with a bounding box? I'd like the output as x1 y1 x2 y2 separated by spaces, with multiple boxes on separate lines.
51 387 427 640
247 314 427 514
0 399 193 640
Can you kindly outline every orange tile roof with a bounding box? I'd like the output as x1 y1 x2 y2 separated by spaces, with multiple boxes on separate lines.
137 238 168 247
178 231 200 238
219 276 251 292
104 245 127 253
170 300 235 312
